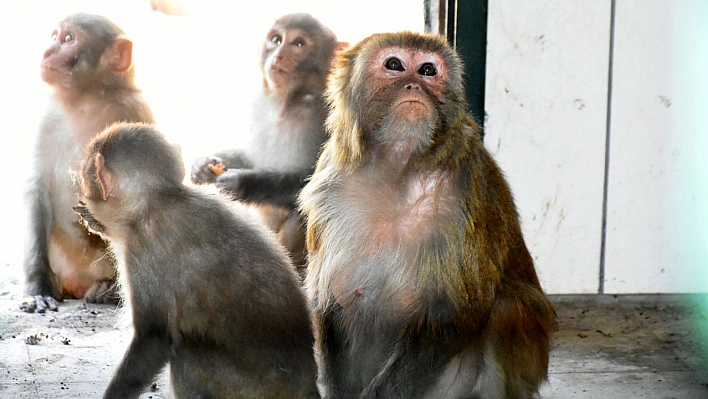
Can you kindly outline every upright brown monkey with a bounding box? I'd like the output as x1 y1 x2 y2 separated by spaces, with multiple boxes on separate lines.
23 13 154 312
299 32 556 399
191 13 340 268
76 122 319 399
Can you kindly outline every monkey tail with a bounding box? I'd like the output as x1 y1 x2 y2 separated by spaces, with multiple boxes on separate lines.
358 346 403 399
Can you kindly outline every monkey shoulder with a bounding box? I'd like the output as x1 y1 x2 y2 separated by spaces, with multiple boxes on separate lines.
107 92 155 124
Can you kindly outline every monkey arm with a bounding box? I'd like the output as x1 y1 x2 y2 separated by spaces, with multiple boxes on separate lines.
103 330 171 399
22 168 61 312
216 168 311 209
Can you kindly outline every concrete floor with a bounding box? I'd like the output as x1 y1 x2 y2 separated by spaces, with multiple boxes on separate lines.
1 277 707 399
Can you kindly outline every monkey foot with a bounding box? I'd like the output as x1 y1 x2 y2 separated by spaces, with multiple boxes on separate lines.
20 295 60 313
84 280 120 304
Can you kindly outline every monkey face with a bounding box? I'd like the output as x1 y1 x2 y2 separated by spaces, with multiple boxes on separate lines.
366 46 449 125
261 26 315 91
40 13 132 93
40 23 81 85
324 32 465 168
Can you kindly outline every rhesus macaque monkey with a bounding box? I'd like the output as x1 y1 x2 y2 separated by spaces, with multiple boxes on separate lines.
299 32 556 399
75 122 320 399
22 13 154 312
191 13 341 267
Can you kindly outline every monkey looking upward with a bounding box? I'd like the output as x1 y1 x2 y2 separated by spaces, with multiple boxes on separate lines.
191 13 340 267
299 32 556 399
23 13 155 312
76 122 320 399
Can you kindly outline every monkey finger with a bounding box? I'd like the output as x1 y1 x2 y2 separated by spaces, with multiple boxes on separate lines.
190 156 219 184
35 295 59 313
19 297 37 313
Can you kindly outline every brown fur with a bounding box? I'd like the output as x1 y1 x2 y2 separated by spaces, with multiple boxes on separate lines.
300 31 555 399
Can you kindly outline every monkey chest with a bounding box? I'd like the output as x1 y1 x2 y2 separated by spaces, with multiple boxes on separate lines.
334 171 457 252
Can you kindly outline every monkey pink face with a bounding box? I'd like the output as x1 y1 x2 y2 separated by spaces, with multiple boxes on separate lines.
367 46 448 123
40 24 79 84
262 26 315 91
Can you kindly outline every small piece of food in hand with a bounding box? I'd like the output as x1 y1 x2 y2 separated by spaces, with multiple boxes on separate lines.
208 163 227 176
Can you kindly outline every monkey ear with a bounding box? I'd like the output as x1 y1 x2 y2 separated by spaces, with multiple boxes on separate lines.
105 38 133 73
336 42 350 53
94 153 114 201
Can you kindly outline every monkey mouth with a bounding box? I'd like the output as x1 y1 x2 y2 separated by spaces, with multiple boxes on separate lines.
268 65 290 75
394 99 430 113
40 61 57 72
266 66 290 85
393 99 433 124
40 64 60 83
396 99 425 107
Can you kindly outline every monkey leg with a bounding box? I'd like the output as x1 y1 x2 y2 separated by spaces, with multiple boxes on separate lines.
277 213 307 268
103 330 172 399
483 291 555 399
49 225 117 303
358 332 479 399
250 205 307 268
22 253 61 313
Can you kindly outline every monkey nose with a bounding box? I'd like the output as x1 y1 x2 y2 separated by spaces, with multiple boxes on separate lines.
405 83 421 91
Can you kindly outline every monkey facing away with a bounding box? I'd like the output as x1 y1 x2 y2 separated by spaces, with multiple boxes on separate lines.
75 122 319 399
191 13 341 267
23 13 155 312
299 32 556 399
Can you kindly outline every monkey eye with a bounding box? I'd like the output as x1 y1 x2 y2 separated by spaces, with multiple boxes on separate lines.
63 33 75 43
270 35 283 45
418 63 437 77
293 38 306 47
385 57 405 72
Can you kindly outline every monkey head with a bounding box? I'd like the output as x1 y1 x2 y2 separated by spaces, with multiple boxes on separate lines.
77 122 184 232
41 13 134 94
325 32 470 169
259 13 338 95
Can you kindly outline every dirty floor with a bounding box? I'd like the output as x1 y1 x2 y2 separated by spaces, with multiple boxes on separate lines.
1 277 707 399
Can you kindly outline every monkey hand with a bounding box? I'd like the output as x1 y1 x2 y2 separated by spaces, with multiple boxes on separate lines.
190 156 225 185
215 168 251 200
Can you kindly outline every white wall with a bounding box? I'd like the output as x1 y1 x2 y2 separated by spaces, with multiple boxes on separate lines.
604 1 708 293
485 0 708 294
